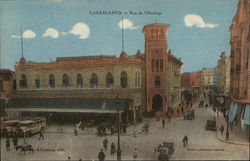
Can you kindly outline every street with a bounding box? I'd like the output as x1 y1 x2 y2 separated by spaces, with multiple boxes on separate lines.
1 98 249 161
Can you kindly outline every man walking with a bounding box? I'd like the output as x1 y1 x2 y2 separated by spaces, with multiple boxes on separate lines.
39 130 44 140
220 125 224 135
110 143 115 155
103 137 108 151
162 119 165 128
133 148 138 160
177 109 180 116
98 149 106 161
12 136 18 147
6 138 10 151
182 135 188 148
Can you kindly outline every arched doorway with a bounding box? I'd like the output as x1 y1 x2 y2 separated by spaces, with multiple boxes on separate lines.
152 94 162 111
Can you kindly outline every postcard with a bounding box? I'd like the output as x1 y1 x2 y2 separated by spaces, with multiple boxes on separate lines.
0 0 249 161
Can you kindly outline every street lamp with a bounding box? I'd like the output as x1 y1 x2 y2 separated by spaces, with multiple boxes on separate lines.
115 95 122 161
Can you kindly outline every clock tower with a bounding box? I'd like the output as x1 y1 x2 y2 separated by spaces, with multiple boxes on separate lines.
143 23 170 113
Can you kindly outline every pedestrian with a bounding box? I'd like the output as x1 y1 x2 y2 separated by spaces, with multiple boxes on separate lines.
98 148 105 161
220 125 224 135
144 122 149 133
133 148 138 160
153 148 158 160
111 142 115 155
181 106 184 114
103 137 108 151
133 128 137 137
74 127 78 136
182 136 188 148
12 136 18 147
157 144 161 152
162 119 165 128
39 130 44 140
123 125 126 134
205 103 208 109
177 108 180 116
6 138 10 151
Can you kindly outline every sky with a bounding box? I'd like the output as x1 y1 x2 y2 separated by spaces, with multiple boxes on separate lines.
0 0 238 73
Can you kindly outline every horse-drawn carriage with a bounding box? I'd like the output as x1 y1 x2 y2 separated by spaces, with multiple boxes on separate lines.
157 142 174 161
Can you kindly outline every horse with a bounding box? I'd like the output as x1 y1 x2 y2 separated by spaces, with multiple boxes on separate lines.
15 144 34 154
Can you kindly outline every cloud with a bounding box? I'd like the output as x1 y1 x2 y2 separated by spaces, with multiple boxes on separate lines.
118 19 138 30
23 30 36 38
69 22 90 39
184 14 219 28
42 28 59 38
11 30 36 39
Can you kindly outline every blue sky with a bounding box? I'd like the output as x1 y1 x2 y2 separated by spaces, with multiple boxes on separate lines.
0 0 238 72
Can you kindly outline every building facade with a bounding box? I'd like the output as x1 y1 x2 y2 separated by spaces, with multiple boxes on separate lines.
217 52 231 95
229 0 250 140
167 53 182 110
6 23 183 123
201 68 214 93
0 69 15 115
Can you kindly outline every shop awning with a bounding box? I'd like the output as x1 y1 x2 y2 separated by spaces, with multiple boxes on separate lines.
6 98 130 113
228 103 238 123
243 105 250 125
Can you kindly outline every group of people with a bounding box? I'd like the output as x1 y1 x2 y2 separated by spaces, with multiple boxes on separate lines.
5 133 18 151
98 137 138 161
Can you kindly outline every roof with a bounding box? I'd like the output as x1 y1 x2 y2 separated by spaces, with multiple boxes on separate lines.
0 69 14 74
6 98 130 113
18 120 33 124
3 120 20 124
143 23 170 31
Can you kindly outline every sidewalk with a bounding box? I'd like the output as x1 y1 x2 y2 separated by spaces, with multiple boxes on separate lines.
215 113 250 147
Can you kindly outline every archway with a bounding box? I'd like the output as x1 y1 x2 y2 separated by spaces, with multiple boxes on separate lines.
152 94 163 111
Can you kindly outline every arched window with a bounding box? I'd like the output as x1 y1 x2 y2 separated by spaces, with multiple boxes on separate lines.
35 75 40 88
120 71 127 88
76 73 83 88
106 72 114 88
49 74 55 88
62 74 69 87
19 74 27 88
90 73 98 88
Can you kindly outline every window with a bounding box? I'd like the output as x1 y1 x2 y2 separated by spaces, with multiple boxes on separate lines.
135 72 138 87
35 75 40 88
76 74 83 88
120 71 128 88
156 59 159 72
19 74 27 88
160 59 163 72
62 74 69 87
90 73 98 88
151 59 155 72
106 72 114 88
154 76 160 87
0 80 3 92
138 72 140 87
49 74 55 88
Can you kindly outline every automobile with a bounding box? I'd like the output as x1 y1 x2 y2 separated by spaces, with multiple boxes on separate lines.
206 120 217 131
17 117 46 137
184 110 195 120
0 120 20 137
157 142 174 161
